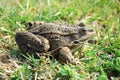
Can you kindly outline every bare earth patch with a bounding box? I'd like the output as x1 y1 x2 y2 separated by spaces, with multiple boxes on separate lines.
0 53 21 79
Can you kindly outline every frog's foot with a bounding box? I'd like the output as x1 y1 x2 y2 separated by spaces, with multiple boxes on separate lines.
15 32 50 54
58 47 76 64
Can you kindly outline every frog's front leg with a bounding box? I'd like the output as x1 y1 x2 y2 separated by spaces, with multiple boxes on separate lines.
15 32 50 54
58 47 75 64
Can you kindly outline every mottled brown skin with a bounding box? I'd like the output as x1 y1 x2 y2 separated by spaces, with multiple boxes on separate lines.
15 21 95 64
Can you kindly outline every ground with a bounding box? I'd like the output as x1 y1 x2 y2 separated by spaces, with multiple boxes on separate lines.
0 0 120 80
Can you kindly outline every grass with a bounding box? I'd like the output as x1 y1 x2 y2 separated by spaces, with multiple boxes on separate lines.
0 0 120 79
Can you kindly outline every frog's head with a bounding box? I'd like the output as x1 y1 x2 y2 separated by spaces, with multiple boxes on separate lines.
80 26 95 40
72 26 95 45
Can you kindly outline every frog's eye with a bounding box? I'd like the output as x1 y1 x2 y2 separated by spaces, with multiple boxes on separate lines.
80 28 87 35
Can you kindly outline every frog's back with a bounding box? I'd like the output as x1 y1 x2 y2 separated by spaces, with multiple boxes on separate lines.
29 23 80 35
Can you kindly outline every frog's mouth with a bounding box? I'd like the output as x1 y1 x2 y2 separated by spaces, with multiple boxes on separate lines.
79 32 95 42
72 30 96 45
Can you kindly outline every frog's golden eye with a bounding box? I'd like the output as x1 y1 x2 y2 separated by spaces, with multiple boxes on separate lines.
80 28 87 35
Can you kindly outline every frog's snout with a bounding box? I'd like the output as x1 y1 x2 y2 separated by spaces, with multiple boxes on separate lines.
84 27 96 36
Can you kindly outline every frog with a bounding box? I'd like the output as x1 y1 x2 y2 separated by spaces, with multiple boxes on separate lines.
15 21 95 64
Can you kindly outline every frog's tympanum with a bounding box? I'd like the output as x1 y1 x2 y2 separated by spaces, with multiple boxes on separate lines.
15 21 95 64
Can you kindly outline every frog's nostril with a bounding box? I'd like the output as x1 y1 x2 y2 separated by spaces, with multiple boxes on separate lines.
89 29 94 32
